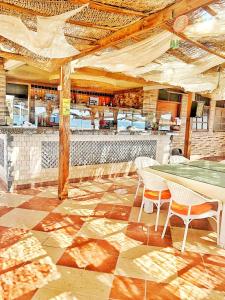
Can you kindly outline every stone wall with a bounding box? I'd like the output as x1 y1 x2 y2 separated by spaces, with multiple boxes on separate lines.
171 94 189 154
191 98 225 159
142 88 158 113
171 96 225 158
0 134 8 189
191 131 225 159
7 133 170 190
0 58 7 125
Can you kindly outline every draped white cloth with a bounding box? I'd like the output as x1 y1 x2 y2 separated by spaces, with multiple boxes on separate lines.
184 11 225 39
71 5 225 94
0 4 88 58
143 54 225 92
72 31 173 73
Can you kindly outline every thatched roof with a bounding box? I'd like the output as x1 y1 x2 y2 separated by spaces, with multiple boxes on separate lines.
0 0 225 93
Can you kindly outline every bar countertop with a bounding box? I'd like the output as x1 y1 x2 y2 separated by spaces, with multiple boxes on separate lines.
0 126 178 136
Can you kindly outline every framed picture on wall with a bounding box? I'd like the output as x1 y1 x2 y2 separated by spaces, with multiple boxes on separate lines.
89 97 99 106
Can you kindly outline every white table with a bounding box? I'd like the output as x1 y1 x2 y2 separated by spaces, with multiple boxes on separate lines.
146 162 225 248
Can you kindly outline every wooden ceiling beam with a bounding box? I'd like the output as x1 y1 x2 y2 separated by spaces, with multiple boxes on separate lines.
0 1 117 31
203 5 217 16
69 0 147 17
69 0 217 61
65 33 97 43
74 67 175 87
0 50 28 62
0 50 65 72
164 24 225 60
68 20 117 31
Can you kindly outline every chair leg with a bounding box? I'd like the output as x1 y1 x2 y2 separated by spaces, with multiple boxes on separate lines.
162 211 171 238
155 202 160 231
181 220 189 253
217 211 221 245
138 198 145 223
135 178 141 199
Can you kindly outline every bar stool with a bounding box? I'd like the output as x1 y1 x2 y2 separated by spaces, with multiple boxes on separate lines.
134 157 160 199
138 169 171 231
162 181 222 252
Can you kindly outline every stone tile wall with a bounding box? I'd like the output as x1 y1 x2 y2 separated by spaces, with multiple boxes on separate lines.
171 94 189 154
8 134 170 190
0 134 8 187
142 88 159 113
0 58 7 125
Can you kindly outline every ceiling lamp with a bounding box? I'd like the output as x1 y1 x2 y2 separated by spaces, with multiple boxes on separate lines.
173 15 189 32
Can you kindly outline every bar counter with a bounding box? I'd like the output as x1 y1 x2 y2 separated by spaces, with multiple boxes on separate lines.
0 128 171 191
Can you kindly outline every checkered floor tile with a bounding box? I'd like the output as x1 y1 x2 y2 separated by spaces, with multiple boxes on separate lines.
0 175 225 299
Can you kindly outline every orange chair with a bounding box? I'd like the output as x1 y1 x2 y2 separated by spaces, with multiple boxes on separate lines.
162 181 222 252
134 157 160 199
138 170 171 231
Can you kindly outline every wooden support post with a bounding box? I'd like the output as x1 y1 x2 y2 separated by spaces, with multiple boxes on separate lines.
58 62 71 200
184 93 194 159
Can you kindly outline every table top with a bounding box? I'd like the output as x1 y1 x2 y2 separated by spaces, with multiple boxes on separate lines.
186 160 225 173
150 161 225 189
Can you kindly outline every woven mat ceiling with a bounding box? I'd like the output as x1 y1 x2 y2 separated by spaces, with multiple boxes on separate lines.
94 0 175 13
0 0 225 93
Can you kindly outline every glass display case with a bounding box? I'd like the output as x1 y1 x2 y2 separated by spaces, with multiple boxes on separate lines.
6 95 29 126
70 108 92 130
117 109 146 131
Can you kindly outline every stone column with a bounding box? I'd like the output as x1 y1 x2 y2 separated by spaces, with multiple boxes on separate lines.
142 87 158 114
208 98 216 133
172 93 190 154
0 58 7 125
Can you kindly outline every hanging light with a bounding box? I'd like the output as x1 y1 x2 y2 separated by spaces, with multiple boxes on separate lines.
170 36 180 49
173 15 189 33
170 15 189 50
213 66 225 99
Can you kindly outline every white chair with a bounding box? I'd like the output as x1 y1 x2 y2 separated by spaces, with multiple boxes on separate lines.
162 181 222 252
134 157 160 199
138 170 171 231
169 155 190 165
220 160 225 164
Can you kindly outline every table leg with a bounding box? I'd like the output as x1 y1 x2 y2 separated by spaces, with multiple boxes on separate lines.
144 199 153 213
220 205 225 248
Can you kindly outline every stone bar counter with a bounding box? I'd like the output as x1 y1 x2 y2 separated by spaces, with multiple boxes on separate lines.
0 127 171 191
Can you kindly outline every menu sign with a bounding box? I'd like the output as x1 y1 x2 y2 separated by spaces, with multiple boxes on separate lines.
62 98 71 116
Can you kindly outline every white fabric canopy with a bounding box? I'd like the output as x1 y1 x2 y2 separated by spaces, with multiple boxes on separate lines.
184 11 225 39
69 4 225 93
72 31 173 73
212 77 225 99
72 27 225 92
143 54 225 92
0 4 88 58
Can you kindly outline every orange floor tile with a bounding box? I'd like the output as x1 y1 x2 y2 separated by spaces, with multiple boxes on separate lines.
0 175 224 299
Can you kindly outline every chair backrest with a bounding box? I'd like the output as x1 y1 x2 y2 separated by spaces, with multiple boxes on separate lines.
170 155 190 165
171 148 183 156
134 157 160 170
139 169 168 191
167 181 206 206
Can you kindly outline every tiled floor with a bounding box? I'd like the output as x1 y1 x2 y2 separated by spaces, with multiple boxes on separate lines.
0 175 225 299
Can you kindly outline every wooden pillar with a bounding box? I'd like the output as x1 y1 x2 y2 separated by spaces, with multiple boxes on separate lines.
184 93 194 158
58 62 71 200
